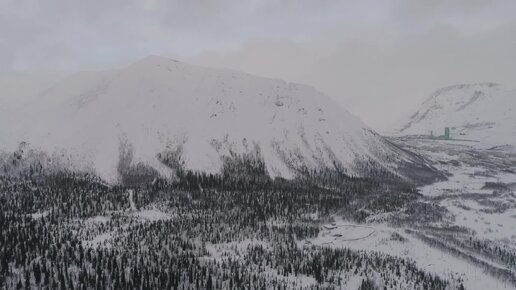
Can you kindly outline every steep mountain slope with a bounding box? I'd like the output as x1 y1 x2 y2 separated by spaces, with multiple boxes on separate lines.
398 83 516 146
1 56 436 183
0 72 64 128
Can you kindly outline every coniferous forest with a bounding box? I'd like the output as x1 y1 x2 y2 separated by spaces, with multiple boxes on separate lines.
0 151 468 289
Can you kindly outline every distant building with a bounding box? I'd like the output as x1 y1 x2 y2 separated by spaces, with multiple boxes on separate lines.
431 127 451 140
426 127 451 140
444 127 450 140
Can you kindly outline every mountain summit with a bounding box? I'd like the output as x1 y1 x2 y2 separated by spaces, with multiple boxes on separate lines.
2 56 435 183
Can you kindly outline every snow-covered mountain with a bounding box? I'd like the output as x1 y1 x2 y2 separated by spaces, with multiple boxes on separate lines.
398 83 516 147
1 56 435 183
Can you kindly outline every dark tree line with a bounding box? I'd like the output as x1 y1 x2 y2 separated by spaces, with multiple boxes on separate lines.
0 146 463 290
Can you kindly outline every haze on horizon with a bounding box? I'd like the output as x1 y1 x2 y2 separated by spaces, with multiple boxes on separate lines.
1 0 515 131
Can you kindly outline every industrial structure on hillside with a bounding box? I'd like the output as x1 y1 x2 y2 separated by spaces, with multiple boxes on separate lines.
444 127 450 140
429 127 451 140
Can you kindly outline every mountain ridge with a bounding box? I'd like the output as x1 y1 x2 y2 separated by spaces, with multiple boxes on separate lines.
1 56 438 184
397 83 516 147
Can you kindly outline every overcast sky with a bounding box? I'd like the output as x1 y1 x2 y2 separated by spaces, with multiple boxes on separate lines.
1 0 515 130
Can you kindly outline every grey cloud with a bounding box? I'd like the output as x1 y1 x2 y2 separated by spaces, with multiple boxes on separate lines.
0 51 13 71
0 0 376 70
1 0 515 129
190 24 516 130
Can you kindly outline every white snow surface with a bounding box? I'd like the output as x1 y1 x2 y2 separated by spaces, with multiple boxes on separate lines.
1 56 409 182
309 218 516 290
398 83 516 147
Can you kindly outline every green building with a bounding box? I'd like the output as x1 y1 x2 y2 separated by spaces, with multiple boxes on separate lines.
444 127 450 140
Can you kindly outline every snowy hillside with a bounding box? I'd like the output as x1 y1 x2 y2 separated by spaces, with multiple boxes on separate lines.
0 72 64 128
398 83 516 146
1 56 434 183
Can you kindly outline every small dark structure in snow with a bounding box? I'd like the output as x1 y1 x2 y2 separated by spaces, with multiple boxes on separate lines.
429 127 451 140
443 127 450 140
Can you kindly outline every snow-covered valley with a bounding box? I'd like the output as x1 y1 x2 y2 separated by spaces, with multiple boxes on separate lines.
306 138 516 289
1 60 515 289
3 135 514 289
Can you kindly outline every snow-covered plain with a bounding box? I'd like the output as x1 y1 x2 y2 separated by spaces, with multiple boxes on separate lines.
304 83 516 289
308 218 514 290
406 139 516 241
308 137 516 290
